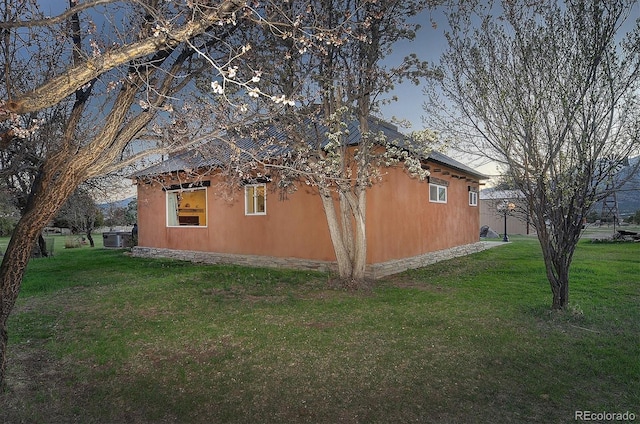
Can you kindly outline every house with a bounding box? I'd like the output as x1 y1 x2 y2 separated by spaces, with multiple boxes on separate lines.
131 119 491 278
480 189 534 236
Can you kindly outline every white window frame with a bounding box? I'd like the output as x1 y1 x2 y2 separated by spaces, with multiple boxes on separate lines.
166 187 208 227
469 191 478 206
245 183 267 216
429 183 447 203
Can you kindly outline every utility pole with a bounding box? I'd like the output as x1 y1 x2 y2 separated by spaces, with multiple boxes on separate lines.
600 157 628 232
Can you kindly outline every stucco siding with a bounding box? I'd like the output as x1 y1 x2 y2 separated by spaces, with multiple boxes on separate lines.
137 175 337 261
366 164 480 263
136 162 481 266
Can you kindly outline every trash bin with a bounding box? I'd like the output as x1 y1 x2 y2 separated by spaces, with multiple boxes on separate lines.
103 232 122 248
120 233 133 248
103 231 134 248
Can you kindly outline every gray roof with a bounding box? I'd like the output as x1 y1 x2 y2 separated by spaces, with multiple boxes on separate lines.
132 150 215 178
480 189 524 200
133 117 487 180
427 150 488 180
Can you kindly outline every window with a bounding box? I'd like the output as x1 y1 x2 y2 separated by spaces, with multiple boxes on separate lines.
429 183 447 203
245 184 266 215
167 188 207 227
469 191 478 206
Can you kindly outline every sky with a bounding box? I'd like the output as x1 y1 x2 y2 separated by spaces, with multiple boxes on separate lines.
38 1 489 183
379 8 449 130
37 1 640 193
379 3 640 180
378 7 501 178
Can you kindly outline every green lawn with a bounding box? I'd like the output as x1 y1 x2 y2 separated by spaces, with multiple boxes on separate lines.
1 236 638 423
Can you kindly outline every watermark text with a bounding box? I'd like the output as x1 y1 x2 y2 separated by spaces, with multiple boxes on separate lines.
575 410 636 421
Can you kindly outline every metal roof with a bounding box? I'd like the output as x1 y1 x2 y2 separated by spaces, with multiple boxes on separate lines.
133 117 487 180
479 189 524 200
428 150 488 180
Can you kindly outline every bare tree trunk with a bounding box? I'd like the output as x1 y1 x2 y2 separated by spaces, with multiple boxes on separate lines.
0 222 39 388
339 192 355 264
86 231 94 247
353 199 366 280
550 274 570 310
319 187 353 279
536 215 580 310
37 234 48 258
0 67 96 383
345 188 367 281
541 247 570 310
0 310 8 390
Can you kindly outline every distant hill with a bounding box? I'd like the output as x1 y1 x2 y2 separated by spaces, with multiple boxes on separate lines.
612 156 640 216
98 196 136 212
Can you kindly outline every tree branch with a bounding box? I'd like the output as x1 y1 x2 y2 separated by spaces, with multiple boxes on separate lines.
0 0 244 120
0 0 121 29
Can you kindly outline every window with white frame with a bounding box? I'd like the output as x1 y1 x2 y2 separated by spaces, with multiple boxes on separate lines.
166 187 207 227
429 183 447 203
245 183 266 215
469 191 478 206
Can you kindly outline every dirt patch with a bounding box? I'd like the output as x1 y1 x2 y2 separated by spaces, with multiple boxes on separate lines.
201 286 290 303
326 277 376 292
0 289 97 423
0 340 80 423
201 278 377 303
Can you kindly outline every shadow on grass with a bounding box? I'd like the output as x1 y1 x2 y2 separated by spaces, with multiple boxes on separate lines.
1 238 638 423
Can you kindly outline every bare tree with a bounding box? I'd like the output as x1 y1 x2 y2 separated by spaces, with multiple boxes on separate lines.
424 0 640 309
54 187 101 247
0 0 244 385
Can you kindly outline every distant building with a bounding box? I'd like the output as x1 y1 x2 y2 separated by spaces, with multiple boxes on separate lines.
480 189 534 236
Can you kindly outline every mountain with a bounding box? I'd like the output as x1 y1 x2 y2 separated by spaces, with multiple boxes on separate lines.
98 196 136 212
613 156 640 216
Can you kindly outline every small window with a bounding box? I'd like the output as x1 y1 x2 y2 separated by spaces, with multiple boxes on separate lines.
167 188 207 227
469 191 478 206
429 183 447 203
245 184 266 215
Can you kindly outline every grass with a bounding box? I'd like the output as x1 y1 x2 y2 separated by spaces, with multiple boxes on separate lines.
0 235 638 423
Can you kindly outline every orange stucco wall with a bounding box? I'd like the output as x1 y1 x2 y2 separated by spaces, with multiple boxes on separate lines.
136 163 481 264
137 175 337 261
366 165 481 263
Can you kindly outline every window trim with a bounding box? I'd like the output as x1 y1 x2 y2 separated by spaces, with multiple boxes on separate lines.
429 183 448 203
166 187 208 228
244 183 267 216
469 191 478 206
